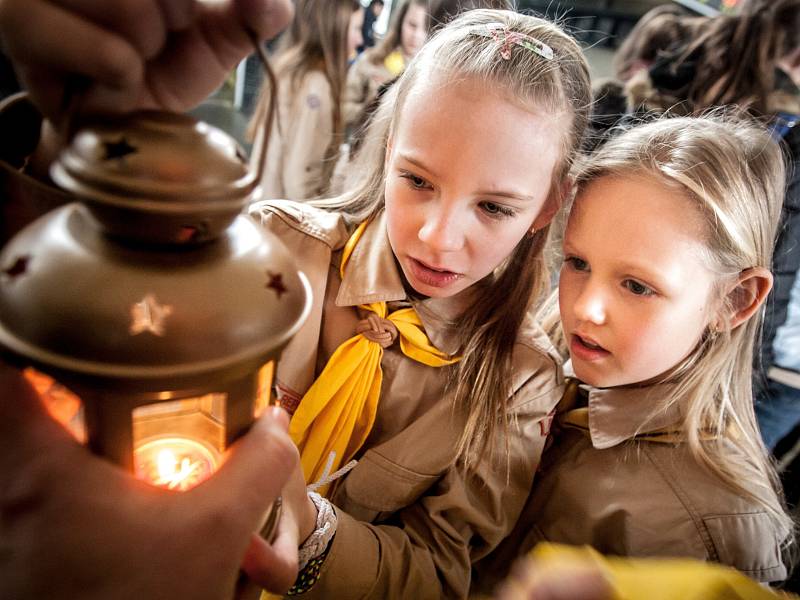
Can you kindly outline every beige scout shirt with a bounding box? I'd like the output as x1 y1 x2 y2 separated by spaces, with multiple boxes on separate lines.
472 364 788 594
260 69 335 201
249 199 564 599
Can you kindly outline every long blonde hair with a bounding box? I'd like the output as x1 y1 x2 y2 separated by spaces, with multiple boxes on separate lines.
248 0 359 182
569 114 794 540
317 9 591 468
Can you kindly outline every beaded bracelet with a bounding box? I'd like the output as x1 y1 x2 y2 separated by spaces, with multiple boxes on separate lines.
286 537 334 596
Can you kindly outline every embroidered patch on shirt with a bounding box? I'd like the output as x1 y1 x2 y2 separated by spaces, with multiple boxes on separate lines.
306 94 321 110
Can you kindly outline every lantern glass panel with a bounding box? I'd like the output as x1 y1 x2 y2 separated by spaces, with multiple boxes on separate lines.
25 368 86 443
254 360 275 418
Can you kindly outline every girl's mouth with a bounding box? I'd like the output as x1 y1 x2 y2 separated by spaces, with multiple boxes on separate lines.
570 334 610 361
408 258 462 288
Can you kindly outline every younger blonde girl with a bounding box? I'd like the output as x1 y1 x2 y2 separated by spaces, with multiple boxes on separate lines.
477 115 794 590
242 9 591 598
250 0 364 200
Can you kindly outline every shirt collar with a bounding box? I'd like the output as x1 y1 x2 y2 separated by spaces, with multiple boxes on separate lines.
563 360 687 449
335 210 406 306
335 211 469 356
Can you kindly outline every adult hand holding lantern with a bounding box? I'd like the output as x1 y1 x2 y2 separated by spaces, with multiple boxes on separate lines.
0 0 294 123
0 0 309 597
0 361 301 599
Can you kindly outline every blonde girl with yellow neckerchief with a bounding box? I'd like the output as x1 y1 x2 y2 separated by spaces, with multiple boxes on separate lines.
242 9 591 599
474 115 796 595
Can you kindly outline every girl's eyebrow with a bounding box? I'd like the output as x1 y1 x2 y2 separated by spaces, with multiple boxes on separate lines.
476 189 537 203
397 152 535 203
396 153 439 178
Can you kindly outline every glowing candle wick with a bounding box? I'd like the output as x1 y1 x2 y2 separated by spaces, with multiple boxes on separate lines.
134 437 219 491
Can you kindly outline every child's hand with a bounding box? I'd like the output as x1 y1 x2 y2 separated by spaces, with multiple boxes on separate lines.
241 455 318 591
0 361 301 599
495 554 614 600
0 0 293 122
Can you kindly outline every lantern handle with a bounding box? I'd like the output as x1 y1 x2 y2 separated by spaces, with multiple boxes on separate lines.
243 27 279 193
57 29 278 194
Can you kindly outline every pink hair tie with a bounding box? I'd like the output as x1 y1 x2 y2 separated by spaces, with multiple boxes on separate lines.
469 22 554 61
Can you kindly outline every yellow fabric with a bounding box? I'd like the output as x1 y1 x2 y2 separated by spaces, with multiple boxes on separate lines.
528 543 796 600
289 221 459 495
383 50 406 77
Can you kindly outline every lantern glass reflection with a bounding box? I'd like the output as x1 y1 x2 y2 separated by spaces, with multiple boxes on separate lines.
254 360 275 418
25 368 86 443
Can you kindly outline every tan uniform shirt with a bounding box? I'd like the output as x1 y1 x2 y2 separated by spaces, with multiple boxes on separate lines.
473 364 788 593
260 70 334 201
249 200 563 599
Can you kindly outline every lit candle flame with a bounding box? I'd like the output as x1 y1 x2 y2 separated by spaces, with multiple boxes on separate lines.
134 437 219 491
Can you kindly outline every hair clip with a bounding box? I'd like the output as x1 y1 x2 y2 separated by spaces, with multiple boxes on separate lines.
468 22 554 61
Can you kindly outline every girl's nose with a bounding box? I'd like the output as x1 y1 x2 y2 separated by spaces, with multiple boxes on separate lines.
417 208 465 253
573 283 607 325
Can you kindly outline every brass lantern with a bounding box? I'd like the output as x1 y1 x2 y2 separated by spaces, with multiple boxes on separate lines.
0 106 310 495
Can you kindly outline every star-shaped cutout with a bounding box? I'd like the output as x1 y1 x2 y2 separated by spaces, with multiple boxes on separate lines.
103 137 137 161
129 293 173 336
2 255 30 279
265 271 287 299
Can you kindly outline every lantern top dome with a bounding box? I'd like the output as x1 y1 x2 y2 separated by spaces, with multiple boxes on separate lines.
51 111 258 244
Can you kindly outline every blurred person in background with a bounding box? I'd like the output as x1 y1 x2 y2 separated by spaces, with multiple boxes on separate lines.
249 0 364 201
360 0 385 51
343 0 429 130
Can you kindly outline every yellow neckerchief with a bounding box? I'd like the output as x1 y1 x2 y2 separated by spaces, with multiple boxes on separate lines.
383 50 406 77
289 221 460 495
557 379 722 444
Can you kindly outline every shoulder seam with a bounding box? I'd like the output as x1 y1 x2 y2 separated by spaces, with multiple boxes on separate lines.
256 202 343 249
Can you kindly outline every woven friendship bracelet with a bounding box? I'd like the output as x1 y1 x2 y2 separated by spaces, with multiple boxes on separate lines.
468 22 554 61
297 491 338 571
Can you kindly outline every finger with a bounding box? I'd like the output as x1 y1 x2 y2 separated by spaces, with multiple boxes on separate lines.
155 0 194 31
229 0 294 41
499 558 614 600
526 570 613 600
196 0 294 67
240 520 299 593
52 0 167 60
0 1 143 112
201 408 298 529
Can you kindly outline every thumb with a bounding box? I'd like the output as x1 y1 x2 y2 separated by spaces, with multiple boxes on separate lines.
199 407 299 530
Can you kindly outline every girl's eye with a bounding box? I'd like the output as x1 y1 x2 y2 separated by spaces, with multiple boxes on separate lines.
623 279 655 296
479 201 515 219
400 172 431 190
564 256 589 272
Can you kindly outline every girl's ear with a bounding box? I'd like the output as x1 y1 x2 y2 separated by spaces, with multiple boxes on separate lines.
717 267 773 331
532 177 572 231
